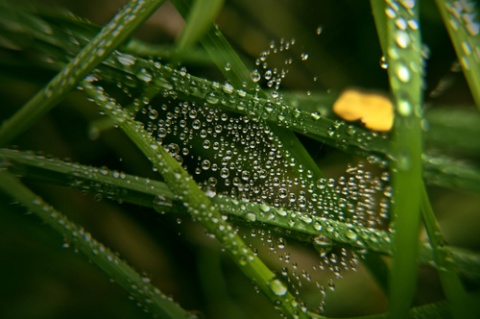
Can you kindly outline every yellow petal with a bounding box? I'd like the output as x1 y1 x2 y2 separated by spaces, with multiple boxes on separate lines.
333 89 394 132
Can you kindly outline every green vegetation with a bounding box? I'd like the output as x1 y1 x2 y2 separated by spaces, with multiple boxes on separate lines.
0 1 479 318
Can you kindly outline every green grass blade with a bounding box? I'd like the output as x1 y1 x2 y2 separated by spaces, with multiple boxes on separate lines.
5 147 480 285
0 0 166 146
4 8 479 194
81 82 310 319
172 0 326 186
382 2 424 318
370 0 388 55
0 169 193 319
420 185 479 319
434 0 480 109
176 0 224 51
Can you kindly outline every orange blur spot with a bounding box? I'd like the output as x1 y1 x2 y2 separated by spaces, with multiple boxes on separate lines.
333 89 394 132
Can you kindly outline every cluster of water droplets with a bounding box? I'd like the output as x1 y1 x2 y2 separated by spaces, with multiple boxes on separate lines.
109 33 396 311
444 0 480 71
80 27 394 311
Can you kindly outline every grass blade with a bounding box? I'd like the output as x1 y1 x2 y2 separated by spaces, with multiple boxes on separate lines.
420 185 479 319
172 0 327 186
0 169 193 319
0 0 166 146
81 82 310 319
4 147 480 285
434 0 480 109
3 8 479 194
176 0 225 51
381 2 424 318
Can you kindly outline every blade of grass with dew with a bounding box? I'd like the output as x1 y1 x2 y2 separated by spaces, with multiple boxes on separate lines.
420 184 478 319
171 0 326 186
371 0 388 55
4 147 480 283
434 0 480 110
374 1 480 318
0 169 193 319
0 0 166 146
309 300 451 319
382 2 424 318
37 6 214 66
1 25 479 197
2 5 480 195
175 0 224 51
81 82 310 319
171 0 393 291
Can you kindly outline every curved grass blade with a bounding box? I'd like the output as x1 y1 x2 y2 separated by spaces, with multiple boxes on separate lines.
176 0 224 51
81 82 310 319
0 0 166 146
171 0 326 188
4 147 480 285
382 2 424 318
0 169 194 319
435 0 480 109
420 185 478 319
3 7 479 194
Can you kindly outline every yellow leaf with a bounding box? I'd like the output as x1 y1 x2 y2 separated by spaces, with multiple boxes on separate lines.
333 89 394 132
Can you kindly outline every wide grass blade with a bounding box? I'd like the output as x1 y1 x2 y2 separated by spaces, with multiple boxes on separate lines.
81 81 309 319
0 0 166 146
434 0 480 109
0 169 193 319
380 2 424 318
4 147 480 285
176 0 225 51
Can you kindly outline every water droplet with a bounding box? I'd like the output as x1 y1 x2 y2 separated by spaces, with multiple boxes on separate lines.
300 53 309 61
385 7 397 19
313 235 333 257
310 112 321 120
395 18 407 30
269 278 287 296
117 53 136 66
201 159 211 170
395 31 409 48
466 22 479 36
407 19 419 30
461 41 472 55
264 70 273 80
220 167 230 178
206 92 219 104
245 212 257 221
396 64 411 82
224 63 231 71
346 228 358 241
379 56 388 69
397 99 412 116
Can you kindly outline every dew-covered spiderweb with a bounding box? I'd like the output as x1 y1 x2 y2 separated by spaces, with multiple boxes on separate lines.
91 37 392 313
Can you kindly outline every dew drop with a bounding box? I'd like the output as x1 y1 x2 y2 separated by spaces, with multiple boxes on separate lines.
396 64 411 82
379 56 388 69
397 99 412 116
206 92 219 104
251 70 261 83
346 228 358 241
310 112 321 120
395 31 409 48
313 235 333 257
269 278 287 296
117 53 136 66
201 159 211 170
245 212 257 222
